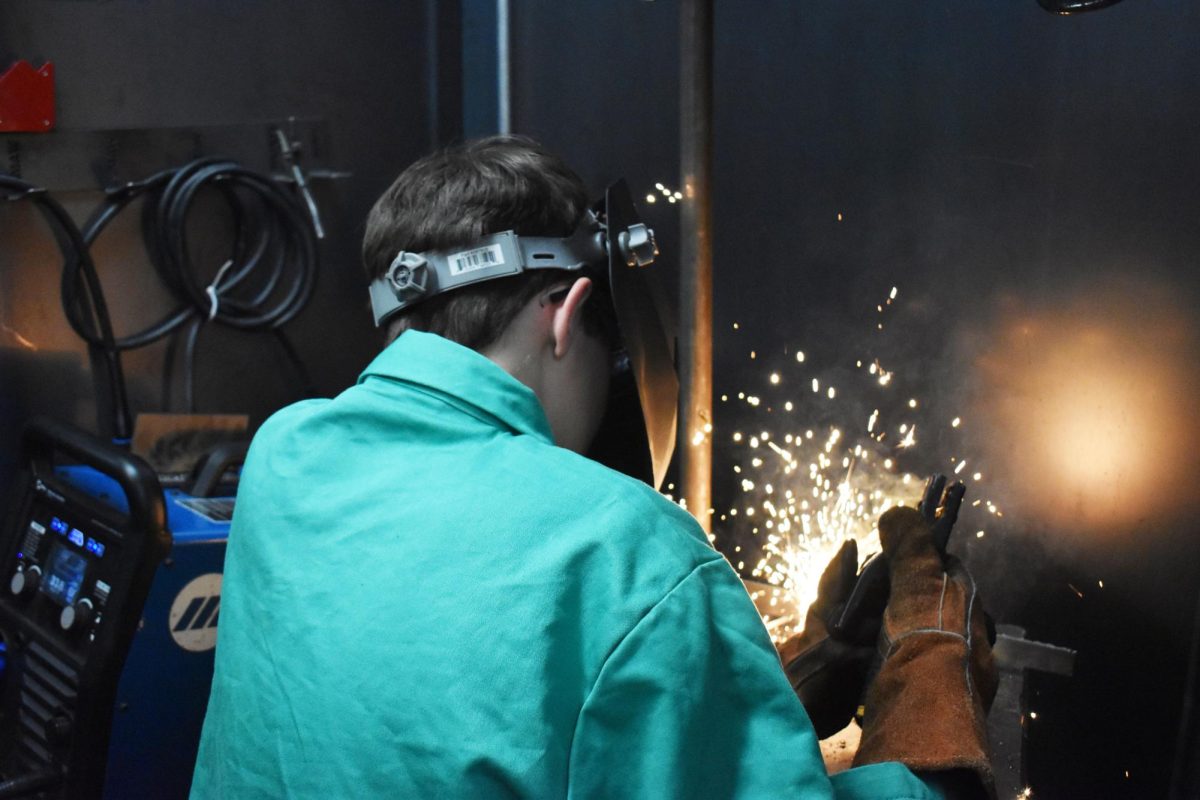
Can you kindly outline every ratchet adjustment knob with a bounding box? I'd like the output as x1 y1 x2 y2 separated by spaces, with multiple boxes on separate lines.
60 598 94 633
10 565 41 599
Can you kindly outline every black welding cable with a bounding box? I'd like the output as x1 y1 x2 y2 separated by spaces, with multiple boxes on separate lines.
160 317 181 413
0 174 134 441
161 314 203 413
151 158 316 331
77 165 264 351
156 160 317 408
79 170 194 349
156 160 317 409
79 158 318 412
82 167 233 414
182 314 202 413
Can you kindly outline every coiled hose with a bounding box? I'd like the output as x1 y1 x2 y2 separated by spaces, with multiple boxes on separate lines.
3 157 319 438
81 158 318 412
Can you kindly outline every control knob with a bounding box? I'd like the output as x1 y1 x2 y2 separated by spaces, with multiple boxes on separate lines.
60 598 94 633
10 565 42 599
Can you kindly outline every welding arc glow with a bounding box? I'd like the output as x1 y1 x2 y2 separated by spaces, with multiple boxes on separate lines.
720 285 998 634
973 282 1200 530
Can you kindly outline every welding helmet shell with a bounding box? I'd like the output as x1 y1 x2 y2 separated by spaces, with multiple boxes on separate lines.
367 179 678 489
585 180 678 490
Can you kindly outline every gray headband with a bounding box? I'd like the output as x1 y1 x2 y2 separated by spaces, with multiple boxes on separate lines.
368 211 656 328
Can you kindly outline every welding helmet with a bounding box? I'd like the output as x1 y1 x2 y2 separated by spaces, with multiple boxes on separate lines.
368 179 678 489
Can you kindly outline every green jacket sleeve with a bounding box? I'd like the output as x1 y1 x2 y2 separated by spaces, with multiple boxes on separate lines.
566 558 942 800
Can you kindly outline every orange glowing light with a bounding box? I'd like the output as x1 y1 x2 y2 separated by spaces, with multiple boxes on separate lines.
973 282 1200 530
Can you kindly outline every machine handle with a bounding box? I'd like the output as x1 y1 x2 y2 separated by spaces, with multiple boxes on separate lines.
19 417 168 550
189 440 249 498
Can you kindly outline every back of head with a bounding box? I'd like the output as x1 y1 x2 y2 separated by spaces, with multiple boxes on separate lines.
363 135 592 349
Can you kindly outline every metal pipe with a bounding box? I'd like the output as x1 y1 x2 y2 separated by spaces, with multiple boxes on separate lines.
679 0 714 530
496 0 511 134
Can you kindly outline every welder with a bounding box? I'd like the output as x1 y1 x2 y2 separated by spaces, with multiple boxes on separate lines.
190 136 996 798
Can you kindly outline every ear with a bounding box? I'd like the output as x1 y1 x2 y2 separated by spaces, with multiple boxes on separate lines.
549 277 594 359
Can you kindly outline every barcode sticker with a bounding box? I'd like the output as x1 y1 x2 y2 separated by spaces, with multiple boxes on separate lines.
448 244 504 276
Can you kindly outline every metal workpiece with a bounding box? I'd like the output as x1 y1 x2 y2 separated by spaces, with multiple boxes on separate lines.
988 625 1078 799
993 630 1077 677
678 0 714 530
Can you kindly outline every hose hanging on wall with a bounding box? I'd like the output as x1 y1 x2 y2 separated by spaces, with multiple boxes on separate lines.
76 157 319 416
0 175 134 442
3 156 319 441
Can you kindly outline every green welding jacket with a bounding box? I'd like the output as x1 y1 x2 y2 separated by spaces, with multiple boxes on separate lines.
191 330 940 800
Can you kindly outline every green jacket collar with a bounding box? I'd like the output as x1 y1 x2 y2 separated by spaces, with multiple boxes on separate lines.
358 330 555 445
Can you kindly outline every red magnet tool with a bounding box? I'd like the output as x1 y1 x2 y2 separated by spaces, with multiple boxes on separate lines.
0 61 55 133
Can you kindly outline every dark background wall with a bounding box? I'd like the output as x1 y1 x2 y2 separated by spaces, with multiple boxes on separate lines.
512 1 1200 797
0 0 440 507
2 1 1199 797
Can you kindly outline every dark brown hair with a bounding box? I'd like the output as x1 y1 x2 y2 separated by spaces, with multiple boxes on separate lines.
363 135 601 349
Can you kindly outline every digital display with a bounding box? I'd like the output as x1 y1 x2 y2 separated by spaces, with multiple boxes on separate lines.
41 544 88 607
85 538 106 558
50 517 68 535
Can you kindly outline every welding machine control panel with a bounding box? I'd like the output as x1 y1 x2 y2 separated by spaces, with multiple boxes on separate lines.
0 418 170 798
6 498 123 652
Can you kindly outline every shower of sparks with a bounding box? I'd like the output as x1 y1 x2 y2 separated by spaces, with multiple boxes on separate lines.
719 284 1002 641
653 180 683 204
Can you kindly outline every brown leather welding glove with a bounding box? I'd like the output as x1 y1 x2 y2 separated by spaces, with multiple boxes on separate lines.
852 506 998 797
777 540 880 738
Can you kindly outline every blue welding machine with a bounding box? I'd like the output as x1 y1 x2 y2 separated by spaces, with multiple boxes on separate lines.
0 418 234 799
56 466 232 799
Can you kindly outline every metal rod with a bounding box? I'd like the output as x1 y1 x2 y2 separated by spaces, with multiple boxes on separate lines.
679 0 714 530
496 0 511 134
